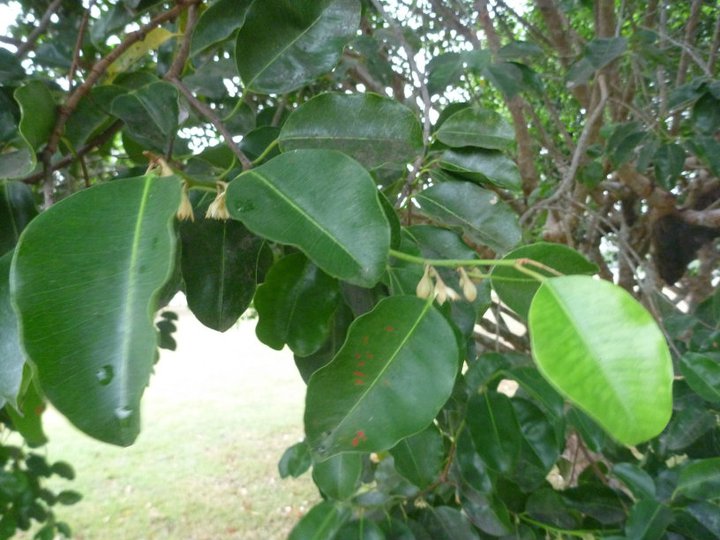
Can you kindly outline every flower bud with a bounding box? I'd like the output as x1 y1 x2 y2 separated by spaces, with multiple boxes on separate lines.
416 265 434 299
458 267 478 302
176 182 195 222
206 181 230 220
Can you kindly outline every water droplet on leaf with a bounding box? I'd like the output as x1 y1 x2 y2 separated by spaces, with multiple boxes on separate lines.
96 365 114 385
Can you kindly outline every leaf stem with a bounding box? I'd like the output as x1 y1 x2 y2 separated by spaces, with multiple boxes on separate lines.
518 514 621 538
388 249 561 282
251 138 280 166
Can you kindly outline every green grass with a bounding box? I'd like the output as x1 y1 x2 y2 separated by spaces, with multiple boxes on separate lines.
17 309 320 539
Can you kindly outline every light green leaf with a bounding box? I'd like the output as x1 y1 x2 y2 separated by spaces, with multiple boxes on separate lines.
675 459 720 501
191 0 254 56
226 149 390 287
254 253 341 357
11 175 182 446
110 81 179 152
491 242 598 320
0 252 24 409
312 452 362 500
680 352 720 403
528 276 673 446
440 148 521 191
289 501 350 540
235 0 360 94
179 192 272 332
305 296 459 459
279 93 423 170
435 107 514 151
107 28 176 80
7 371 47 447
414 180 521 253
0 180 37 256
390 424 445 489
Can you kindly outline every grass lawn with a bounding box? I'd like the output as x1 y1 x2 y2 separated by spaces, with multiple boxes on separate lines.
17 303 320 540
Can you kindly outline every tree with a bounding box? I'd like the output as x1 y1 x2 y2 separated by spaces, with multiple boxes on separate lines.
0 0 719 538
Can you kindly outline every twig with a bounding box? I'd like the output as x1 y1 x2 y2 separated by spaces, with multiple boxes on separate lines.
709 12 720 74
168 77 253 170
369 0 433 201
15 0 63 58
165 2 198 80
21 121 122 185
0 36 22 47
68 1 95 91
40 0 202 203
523 75 608 222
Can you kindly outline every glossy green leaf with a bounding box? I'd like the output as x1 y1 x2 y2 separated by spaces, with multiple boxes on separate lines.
466 391 522 474
110 81 179 152
390 424 445 488
288 501 350 540
504 366 564 419
612 463 656 501
674 502 720 540
15 81 55 151
335 519 386 540
414 180 521 253
483 62 527 98
427 52 464 95
254 253 341 356
179 192 272 332
491 242 598 320
659 405 717 453
226 149 390 287
279 441 312 479
528 276 673 446
0 181 37 256
279 93 423 170
235 0 360 94
460 487 512 537
653 143 685 189
625 500 673 540
11 175 182 446
440 149 521 191
418 507 480 540
312 452 363 500
64 86 124 150
0 252 23 409
526 488 582 530
567 37 627 85
238 126 281 163
512 398 561 474
675 459 720 501
191 0 253 55
435 107 514 151
680 352 720 404
693 93 720 135
305 296 459 459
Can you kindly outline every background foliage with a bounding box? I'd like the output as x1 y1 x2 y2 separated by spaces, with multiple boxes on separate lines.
1 0 719 538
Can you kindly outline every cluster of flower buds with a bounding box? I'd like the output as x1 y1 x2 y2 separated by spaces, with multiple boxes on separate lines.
206 181 230 220
416 265 478 304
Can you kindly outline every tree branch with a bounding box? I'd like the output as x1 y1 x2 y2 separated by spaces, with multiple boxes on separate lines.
165 2 199 80
168 77 253 171
15 0 63 58
67 1 95 91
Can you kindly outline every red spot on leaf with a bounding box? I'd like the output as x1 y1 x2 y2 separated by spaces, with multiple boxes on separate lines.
366 352 374 359
354 353 361 359
353 371 365 377
362 336 369 345
357 361 365 367
352 430 367 447
34 404 46 416
352 436 359 447
385 325 395 332
354 379 364 385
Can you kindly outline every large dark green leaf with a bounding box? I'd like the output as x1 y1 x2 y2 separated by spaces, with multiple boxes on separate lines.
226 149 390 287
418 507 480 540
612 463 656 501
675 458 720 501
491 242 598 320
390 424 445 489
435 107 514 151
460 487 512 536
305 296 459 459
179 192 272 332
0 252 23 409
680 352 720 404
190 0 253 55
653 143 685 189
289 501 350 540
11 175 182 446
254 253 341 356
528 276 673 446
110 81 178 152
0 181 37 256
505 366 564 419
279 93 423 170
427 52 464 95
235 0 360 94
567 37 627 85
414 180 521 253
466 391 522 474
440 149 521 191
0 49 25 84
312 452 363 500
625 500 673 540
